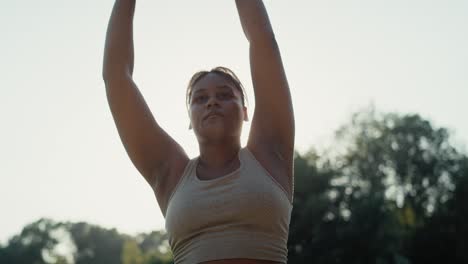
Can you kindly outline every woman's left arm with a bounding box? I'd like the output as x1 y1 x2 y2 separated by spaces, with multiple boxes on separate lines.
236 0 295 161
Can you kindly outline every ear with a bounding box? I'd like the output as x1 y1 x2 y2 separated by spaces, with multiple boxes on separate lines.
243 106 249 122
188 110 193 129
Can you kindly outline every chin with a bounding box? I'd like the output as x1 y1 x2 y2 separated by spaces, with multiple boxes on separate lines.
197 126 242 143
199 128 226 141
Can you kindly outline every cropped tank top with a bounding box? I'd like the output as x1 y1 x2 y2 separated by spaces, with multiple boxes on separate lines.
164 147 293 264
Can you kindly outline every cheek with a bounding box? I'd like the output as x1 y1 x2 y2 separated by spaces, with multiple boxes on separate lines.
189 107 201 122
226 103 244 120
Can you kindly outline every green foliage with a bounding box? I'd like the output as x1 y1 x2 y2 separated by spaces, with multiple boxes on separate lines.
407 157 468 264
288 107 468 264
0 218 66 264
67 222 127 264
122 239 144 264
137 231 173 264
0 220 173 264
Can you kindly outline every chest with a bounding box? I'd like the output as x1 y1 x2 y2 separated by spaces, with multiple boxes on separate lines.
165 169 291 240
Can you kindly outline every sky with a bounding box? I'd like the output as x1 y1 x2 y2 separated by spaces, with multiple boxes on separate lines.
1 0 467 244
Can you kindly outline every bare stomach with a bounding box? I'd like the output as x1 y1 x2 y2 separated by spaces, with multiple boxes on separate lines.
201 259 280 264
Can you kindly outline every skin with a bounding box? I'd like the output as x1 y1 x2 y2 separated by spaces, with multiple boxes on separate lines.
103 1 294 263
189 73 249 180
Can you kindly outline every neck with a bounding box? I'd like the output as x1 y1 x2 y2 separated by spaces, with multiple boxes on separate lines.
198 138 241 169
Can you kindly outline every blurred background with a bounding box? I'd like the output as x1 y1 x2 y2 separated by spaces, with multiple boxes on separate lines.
1 0 467 263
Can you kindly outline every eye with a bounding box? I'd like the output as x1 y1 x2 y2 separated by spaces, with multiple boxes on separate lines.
193 95 208 103
218 92 233 100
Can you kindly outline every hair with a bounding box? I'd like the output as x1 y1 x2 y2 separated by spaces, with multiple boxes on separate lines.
186 66 248 108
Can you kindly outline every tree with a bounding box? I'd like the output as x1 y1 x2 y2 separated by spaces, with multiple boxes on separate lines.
137 231 173 264
287 150 341 263
0 218 72 264
67 222 128 264
0 219 173 264
408 156 468 264
288 107 467 264
122 239 144 264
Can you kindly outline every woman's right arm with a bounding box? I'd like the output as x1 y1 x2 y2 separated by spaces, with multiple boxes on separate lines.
102 0 188 193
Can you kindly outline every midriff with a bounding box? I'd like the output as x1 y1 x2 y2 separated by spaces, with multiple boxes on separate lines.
201 259 280 264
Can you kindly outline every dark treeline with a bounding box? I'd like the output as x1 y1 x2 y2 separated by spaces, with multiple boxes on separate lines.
0 220 172 264
2 107 467 264
288 108 468 264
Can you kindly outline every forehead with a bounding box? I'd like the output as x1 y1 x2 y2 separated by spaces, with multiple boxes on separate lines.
192 73 239 94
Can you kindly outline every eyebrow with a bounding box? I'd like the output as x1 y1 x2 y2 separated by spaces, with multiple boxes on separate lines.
192 85 233 95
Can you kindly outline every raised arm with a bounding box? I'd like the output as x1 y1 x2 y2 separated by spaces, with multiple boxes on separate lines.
236 0 295 161
102 0 188 195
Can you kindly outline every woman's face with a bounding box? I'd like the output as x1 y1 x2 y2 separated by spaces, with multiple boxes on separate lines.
189 73 247 143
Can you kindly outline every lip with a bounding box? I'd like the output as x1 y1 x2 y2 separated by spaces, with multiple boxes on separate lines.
203 112 224 120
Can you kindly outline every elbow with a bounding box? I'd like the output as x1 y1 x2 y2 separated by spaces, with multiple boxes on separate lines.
102 69 115 84
102 54 112 82
102 70 114 87
102 54 134 83
102 61 114 83
102 64 132 85
102 68 109 83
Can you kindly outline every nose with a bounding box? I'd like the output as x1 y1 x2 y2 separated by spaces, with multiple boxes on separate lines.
206 96 219 108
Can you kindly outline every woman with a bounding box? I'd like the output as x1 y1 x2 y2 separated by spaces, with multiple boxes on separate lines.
103 0 294 263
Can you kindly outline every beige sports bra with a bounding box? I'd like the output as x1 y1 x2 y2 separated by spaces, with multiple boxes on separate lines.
164 147 293 264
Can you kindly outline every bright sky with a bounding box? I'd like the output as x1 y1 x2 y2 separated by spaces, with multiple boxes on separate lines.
1 0 467 244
